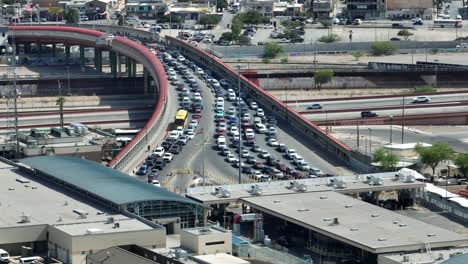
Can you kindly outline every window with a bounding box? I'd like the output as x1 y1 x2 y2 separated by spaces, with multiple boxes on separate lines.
206 241 225 246
81 251 85 255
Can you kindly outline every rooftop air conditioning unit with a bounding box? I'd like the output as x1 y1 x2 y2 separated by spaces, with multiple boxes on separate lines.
367 175 383 186
86 228 104 235
296 183 307 192
404 175 415 183
251 185 262 195
221 189 230 198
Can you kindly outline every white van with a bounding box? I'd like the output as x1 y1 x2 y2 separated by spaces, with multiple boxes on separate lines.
19 256 42 264
216 136 227 149
0 249 10 263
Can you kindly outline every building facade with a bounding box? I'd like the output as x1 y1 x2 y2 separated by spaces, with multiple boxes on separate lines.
345 0 387 19
386 0 433 20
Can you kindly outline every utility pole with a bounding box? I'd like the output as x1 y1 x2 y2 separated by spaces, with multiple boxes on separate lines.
401 94 405 144
368 128 372 156
356 123 360 149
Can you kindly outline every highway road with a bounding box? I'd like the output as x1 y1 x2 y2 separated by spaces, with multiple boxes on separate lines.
289 93 468 112
304 104 468 122
0 108 153 129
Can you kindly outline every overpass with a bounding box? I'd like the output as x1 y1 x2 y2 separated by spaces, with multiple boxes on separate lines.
9 26 169 172
164 36 370 171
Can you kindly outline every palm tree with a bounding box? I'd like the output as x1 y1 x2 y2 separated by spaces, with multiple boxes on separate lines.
56 96 66 128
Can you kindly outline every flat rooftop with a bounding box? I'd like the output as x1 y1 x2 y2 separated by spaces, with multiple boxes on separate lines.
380 248 468 263
53 217 153 236
193 253 249 264
240 192 468 254
187 173 425 204
0 160 121 227
182 227 226 236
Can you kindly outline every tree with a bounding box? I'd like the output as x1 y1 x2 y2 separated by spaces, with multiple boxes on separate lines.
397 29 414 40
371 41 396 56
217 0 229 11
374 148 400 171
118 16 125 26
317 33 340 43
455 153 468 178
433 0 451 11
415 142 454 175
199 14 221 28
56 96 66 128
263 42 284 59
238 11 269 25
351 51 365 62
64 8 80 24
320 20 332 28
314 69 334 90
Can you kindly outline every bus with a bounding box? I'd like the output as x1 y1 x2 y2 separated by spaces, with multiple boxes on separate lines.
433 19 463 28
111 129 141 147
175 110 189 128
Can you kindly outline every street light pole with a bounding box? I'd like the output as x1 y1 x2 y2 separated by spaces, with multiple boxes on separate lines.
236 65 242 184
368 128 372 157
401 94 405 144
434 59 439 87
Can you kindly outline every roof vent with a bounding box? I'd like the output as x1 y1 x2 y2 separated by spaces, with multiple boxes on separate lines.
399 223 407 227
402 255 410 262
220 189 231 198
320 195 328 199
86 228 104 235
106 217 115 224
332 217 339 225
16 177 30 183
328 178 347 189
18 215 30 224
371 213 380 217
323 218 332 222
31 186 38 189
73 209 88 219
366 175 384 186
350 228 359 231
273 200 282 203
427 233 436 237
298 208 309 212
8 188 14 191
377 238 387 241
345 204 353 208
393 220 399 224
249 185 262 195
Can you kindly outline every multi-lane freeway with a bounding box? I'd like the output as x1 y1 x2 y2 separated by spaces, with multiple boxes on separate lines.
287 92 468 121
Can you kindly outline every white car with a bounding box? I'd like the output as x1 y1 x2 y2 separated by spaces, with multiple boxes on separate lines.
310 168 324 177
242 113 251 122
255 123 267 134
252 170 264 179
153 147 165 157
250 101 258 110
189 40 199 46
189 120 198 128
267 138 279 147
196 68 204 75
186 131 195 140
412 96 431 104
227 106 236 116
230 126 239 136
163 153 173 162
168 130 180 140
216 97 224 104
228 92 236 101
272 169 284 178
178 135 188 145
220 79 229 86
268 127 277 136
256 108 265 117
259 150 270 159
263 24 274 29
241 149 250 158
244 128 255 139
203 38 213 43
193 93 202 102
226 153 236 163
151 179 161 187
168 73 178 81
286 149 298 159
297 160 310 171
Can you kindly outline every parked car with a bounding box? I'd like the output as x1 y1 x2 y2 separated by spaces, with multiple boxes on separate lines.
136 165 149 175
307 103 322 110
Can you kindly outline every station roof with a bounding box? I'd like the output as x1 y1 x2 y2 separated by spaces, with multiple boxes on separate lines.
240 192 468 254
21 156 201 207
187 173 425 205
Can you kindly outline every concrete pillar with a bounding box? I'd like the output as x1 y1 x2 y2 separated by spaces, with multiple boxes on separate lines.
52 44 56 57
132 60 137 78
94 48 102 73
38 43 42 57
126 57 131 77
65 45 70 64
25 43 31 54
109 51 117 78
116 54 121 77
79 46 85 66
143 68 148 95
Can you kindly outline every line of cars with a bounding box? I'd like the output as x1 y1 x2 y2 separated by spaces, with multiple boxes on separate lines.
201 73 326 181
135 49 205 187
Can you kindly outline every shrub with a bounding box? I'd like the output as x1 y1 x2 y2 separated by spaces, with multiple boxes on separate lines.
371 42 396 56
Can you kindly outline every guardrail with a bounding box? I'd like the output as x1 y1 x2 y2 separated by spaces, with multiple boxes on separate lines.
106 36 168 170
165 36 366 170
10 26 168 171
